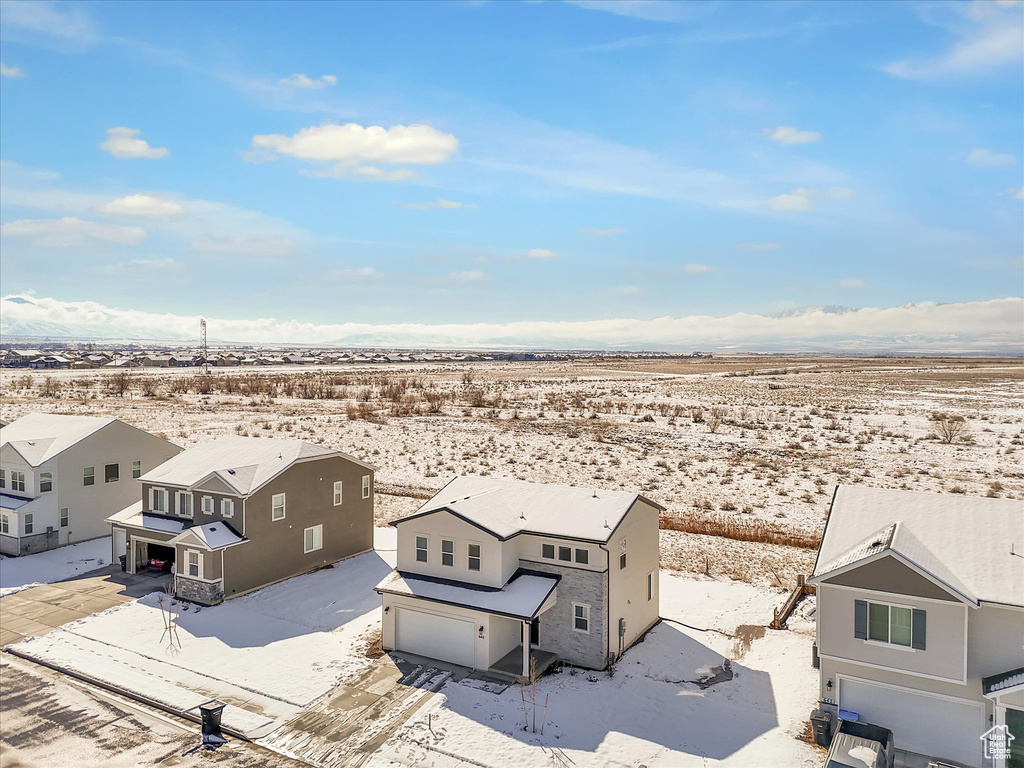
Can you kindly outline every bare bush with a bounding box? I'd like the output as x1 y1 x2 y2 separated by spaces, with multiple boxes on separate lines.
930 413 970 444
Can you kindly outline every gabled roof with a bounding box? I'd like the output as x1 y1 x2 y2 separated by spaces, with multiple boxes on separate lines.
171 521 246 551
812 486 1024 608
392 475 664 543
139 435 373 496
106 501 189 535
374 568 559 620
0 413 169 467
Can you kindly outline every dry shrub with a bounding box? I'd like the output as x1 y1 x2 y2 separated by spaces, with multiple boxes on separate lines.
661 513 820 549
930 412 970 444
364 627 385 659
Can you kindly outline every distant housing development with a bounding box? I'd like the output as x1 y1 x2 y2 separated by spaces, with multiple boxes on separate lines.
0 414 181 555
107 436 375 605
376 476 663 678
810 486 1024 767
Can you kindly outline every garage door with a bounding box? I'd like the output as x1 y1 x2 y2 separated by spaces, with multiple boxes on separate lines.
395 608 476 667
839 677 983 767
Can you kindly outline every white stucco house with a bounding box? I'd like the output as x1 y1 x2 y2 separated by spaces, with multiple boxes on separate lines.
375 475 663 678
0 414 181 555
810 485 1024 767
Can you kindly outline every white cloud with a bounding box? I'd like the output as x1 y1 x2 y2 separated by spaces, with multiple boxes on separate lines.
4 294 1021 352
99 127 169 159
447 270 489 283
1011 186 1024 200
0 62 24 78
0 217 146 247
525 248 559 260
765 126 822 146
251 122 458 181
883 3 1024 80
737 242 782 251
95 194 185 217
567 1 701 22
191 235 295 258
0 0 97 44
965 147 1016 167
279 73 337 89
683 263 715 275
405 199 479 210
580 228 626 237
768 188 814 211
110 258 178 271
839 278 869 289
331 266 385 281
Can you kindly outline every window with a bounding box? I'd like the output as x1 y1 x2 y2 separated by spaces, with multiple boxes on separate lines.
542 543 555 559
272 493 286 520
574 548 589 565
868 602 889 643
187 550 202 578
39 472 52 493
362 474 371 499
24 513 33 535
468 543 481 571
151 488 167 513
619 538 627 569
83 466 95 486
558 546 572 562
0 468 5 488
132 460 141 479
573 603 590 633
890 606 912 647
60 508 69 528
177 492 192 517
441 539 454 567
647 571 654 601
856 599 924 650
415 535 428 563
105 463 119 483
1 513 8 533
304 524 323 553
221 499 234 518
333 481 343 506
11 471 26 492
202 496 214 515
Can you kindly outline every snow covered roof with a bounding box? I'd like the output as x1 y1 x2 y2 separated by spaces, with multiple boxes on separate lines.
0 493 31 511
375 568 559 620
393 475 664 543
813 486 1024 608
139 435 374 496
106 501 189 534
2 413 121 467
983 667 1024 696
171 522 246 551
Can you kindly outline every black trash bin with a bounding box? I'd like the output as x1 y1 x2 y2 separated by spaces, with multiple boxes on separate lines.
809 709 832 748
199 700 226 746
119 555 127 572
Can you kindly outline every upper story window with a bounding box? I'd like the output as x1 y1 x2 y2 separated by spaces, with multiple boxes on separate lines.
575 548 589 565
39 472 53 493
177 492 193 517
83 466 95 486
415 535 428 563
105 463 119 483
202 496 214 515
11 471 26 493
619 538 627 569
0 468 5 488
333 481 343 506
222 498 235 518
542 543 554 559
855 599 925 650
272 493 286 520
362 475 371 499
151 488 167 513
441 539 454 567
468 543 481 571
132 460 141 479
558 546 572 562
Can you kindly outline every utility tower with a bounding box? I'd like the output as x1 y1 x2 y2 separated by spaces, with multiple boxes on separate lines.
200 318 209 375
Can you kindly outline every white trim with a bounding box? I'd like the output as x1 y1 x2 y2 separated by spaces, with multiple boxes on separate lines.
186 548 203 579
221 498 235 518
303 524 323 554
333 480 343 506
176 491 193 517
176 573 221 585
202 496 214 515
820 581 967 606
415 533 429 563
467 541 482 572
836 671 985 709
60 507 69 528
362 474 371 499
440 538 455 567
813 549 976 606
572 601 591 634
819 652 968 685
864 598 917 649
150 486 168 513
271 492 285 521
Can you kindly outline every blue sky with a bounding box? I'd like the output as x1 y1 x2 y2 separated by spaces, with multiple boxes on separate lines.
0 0 1021 347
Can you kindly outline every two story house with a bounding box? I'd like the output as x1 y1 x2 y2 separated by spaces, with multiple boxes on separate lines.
810 486 1024 767
375 476 663 679
0 413 181 555
107 435 375 605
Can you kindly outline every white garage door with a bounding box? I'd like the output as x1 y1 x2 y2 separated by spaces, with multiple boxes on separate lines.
395 608 476 667
839 677 983 767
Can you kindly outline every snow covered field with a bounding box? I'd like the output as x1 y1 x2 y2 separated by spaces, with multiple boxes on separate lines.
0 536 112 596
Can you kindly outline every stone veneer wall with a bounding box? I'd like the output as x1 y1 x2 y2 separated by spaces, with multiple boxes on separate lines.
175 575 224 606
524 560 608 670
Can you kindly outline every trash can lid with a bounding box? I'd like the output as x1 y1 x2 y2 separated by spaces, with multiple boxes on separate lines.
199 699 226 714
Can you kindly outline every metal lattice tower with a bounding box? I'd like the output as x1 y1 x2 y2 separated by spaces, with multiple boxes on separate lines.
200 318 209 375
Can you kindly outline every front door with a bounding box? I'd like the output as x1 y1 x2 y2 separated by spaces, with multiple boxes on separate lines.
530 617 540 646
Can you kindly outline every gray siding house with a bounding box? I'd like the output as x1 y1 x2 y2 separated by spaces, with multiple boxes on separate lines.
0 414 181 555
376 476 663 678
108 436 375 604
810 486 1024 768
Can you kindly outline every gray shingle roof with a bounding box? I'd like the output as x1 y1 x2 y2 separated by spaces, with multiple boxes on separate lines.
1 413 118 466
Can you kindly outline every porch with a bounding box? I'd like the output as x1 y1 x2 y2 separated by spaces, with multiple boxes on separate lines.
489 645 559 681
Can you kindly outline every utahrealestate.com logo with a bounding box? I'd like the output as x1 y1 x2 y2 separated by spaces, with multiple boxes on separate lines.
981 724 1015 761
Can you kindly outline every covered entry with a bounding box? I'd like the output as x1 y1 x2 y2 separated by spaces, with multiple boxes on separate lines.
395 608 476 667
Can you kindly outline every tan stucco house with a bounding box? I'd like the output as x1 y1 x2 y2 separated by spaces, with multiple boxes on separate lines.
0 414 181 556
108 436 375 605
810 485 1024 767
375 476 663 678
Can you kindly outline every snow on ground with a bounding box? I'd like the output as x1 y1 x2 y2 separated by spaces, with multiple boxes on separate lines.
13 534 397 737
0 536 112 596
373 571 820 768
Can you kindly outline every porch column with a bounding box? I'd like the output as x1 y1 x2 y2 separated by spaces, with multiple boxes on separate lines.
522 620 531 677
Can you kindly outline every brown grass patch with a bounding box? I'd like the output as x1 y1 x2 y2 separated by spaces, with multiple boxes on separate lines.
661 513 820 550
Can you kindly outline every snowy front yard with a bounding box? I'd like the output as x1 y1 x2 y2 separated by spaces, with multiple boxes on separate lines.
0 536 111 596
